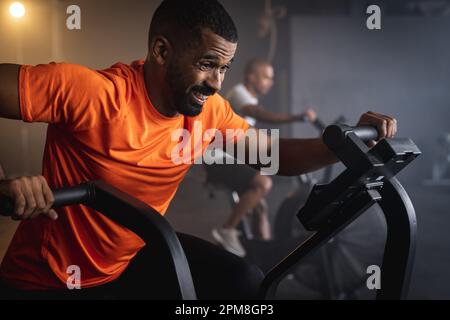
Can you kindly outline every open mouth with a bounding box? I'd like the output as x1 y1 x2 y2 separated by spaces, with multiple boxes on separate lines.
191 90 209 105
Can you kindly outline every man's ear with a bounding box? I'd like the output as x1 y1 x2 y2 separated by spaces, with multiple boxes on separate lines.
150 36 172 65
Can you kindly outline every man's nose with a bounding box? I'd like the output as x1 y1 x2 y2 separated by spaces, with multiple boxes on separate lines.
206 70 222 93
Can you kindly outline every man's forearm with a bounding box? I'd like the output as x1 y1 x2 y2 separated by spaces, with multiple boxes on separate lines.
242 105 296 124
0 64 21 120
276 138 338 176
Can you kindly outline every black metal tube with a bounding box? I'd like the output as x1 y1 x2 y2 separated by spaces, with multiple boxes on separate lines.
377 178 417 299
52 183 95 207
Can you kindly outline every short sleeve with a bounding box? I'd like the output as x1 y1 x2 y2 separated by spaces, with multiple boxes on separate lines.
218 99 250 143
19 63 127 131
226 84 258 112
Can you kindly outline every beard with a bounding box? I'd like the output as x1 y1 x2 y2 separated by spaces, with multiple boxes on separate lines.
175 92 204 117
166 64 215 117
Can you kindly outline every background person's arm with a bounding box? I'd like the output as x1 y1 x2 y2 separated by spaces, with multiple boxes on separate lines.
0 64 21 120
241 104 297 123
241 104 316 124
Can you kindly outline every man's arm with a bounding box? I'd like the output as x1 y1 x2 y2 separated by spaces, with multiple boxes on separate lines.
0 64 57 220
277 138 337 175
1 62 127 221
241 104 312 124
240 111 398 176
239 134 337 176
0 64 21 120
240 104 299 123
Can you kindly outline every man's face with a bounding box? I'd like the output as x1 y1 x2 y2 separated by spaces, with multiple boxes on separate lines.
166 29 237 117
252 64 274 96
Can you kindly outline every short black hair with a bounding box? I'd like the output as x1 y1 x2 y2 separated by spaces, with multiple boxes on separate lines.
149 0 238 49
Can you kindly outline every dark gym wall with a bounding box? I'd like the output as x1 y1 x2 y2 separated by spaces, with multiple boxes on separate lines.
52 0 269 87
0 0 54 177
289 15 450 183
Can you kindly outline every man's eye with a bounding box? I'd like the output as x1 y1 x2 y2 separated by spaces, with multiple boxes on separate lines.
199 63 213 71
220 66 230 74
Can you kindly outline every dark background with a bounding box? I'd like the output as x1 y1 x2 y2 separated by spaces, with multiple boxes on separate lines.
0 0 449 299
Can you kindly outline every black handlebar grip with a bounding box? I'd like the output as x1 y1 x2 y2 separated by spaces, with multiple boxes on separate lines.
323 124 379 150
352 126 379 141
0 183 95 217
52 184 95 208
0 196 14 216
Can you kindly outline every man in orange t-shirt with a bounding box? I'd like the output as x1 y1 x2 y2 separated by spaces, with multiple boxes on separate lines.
0 0 397 299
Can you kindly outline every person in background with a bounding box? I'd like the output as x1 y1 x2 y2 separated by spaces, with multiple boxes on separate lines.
209 59 317 257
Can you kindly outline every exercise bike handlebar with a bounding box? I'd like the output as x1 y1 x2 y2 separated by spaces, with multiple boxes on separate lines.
323 124 379 150
0 181 197 299
0 183 95 217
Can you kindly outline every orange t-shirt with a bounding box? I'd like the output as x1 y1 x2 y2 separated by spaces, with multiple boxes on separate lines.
0 60 249 290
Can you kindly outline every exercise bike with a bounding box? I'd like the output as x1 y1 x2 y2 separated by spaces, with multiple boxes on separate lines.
270 118 386 299
0 124 421 300
205 116 381 299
